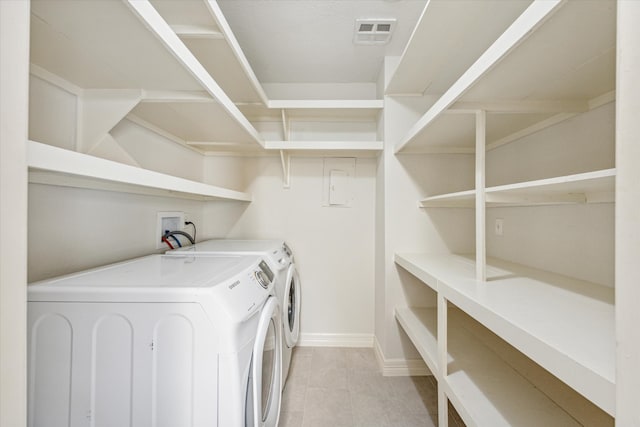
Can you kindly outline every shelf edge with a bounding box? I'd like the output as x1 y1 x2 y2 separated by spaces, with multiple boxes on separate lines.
27 141 252 202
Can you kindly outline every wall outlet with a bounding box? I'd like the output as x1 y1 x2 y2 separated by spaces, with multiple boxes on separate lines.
495 218 504 236
156 211 184 249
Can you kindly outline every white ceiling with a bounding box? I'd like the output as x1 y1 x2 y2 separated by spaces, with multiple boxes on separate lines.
217 0 427 84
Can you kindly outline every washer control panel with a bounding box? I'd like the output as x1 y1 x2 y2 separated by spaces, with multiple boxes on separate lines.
254 260 274 289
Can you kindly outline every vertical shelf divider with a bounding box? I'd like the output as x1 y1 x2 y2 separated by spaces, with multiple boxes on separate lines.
437 293 449 427
475 110 487 281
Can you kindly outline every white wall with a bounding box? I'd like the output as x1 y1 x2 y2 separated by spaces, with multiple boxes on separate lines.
225 155 377 343
0 1 29 424
27 184 249 282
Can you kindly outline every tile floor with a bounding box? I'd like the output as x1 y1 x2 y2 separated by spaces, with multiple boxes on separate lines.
278 347 465 427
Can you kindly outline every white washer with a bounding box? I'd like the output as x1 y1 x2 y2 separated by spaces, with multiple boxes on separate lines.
27 254 282 427
166 240 301 384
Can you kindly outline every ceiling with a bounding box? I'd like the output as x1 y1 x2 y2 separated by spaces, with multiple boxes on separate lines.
217 0 428 84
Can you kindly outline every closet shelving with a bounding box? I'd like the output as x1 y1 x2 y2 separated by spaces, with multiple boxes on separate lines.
33 0 383 155
27 140 252 202
395 253 615 416
239 99 384 154
395 307 585 427
29 0 265 198
386 0 533 97
32 0 265 149
420 168 616 208
148 0 268 105
391 0 617 424
393 0 615 154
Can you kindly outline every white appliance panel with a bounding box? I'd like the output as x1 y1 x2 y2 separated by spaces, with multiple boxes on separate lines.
29 313 72 427
92 314 133 427
28 302 219 427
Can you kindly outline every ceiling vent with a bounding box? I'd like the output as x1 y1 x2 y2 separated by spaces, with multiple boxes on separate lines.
354 19 396 45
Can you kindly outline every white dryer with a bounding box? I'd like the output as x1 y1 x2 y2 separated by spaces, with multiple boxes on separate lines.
27 254 282 427
166 240 301 384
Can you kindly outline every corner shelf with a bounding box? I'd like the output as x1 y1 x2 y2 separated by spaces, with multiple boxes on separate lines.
419 169 616 208
27 141 252 202
394 253 615 416
395 0 616 153
395 307 582 426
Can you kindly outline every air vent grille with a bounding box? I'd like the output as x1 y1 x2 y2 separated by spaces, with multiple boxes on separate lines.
354 19 396 45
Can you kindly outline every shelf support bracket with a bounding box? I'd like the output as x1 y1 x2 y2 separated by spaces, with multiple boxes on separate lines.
279 149 291 189
281 108 290 142
279 109 291 188
76 89 142 154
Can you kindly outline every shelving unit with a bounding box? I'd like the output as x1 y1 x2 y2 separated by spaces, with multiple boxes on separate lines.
395 253 615 416
391 0 617 424
386 0 533 96
31 1 384 157
420 168 616 208
393 0 616 154
239 99 384 154
27 141 252 202
149 0 268 105
395 307 583 426
30 0 265 157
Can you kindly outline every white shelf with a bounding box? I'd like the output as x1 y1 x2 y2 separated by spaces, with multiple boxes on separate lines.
394 253 615 416
239 99 384 121
27 141 252 202
395 0 616 153
238 100 384 155
419 169 616 208
263 140 383 153
420 189 476 208
394 308 439 380
395 307 582 426
386 0 532 96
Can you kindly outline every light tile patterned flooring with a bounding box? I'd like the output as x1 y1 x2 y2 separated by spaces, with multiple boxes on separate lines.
279 347 465 427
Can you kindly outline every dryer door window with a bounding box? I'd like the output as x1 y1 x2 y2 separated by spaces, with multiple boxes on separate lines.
248 297 282 427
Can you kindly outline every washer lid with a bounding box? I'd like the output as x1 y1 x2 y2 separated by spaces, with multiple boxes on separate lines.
28 254 270 312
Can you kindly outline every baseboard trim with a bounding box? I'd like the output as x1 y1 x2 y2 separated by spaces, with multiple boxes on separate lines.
297 333 373 348
374 336 431 377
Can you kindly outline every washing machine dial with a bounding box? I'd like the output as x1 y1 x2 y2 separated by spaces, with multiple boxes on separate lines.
254 270 270 289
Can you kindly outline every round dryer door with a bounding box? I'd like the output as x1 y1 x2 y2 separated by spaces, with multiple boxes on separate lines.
283 264 301 347
246 297 282 427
